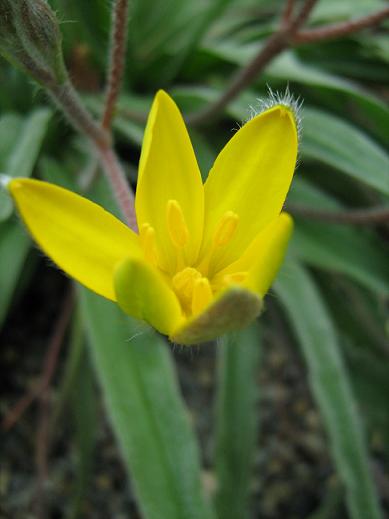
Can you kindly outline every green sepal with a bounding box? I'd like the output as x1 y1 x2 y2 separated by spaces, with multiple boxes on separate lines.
114 257 183 337
171 286 263 345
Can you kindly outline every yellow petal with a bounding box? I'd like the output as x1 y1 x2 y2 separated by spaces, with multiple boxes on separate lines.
9 178 141 300
136 90 204 273
215 213 293 297
170 286 262 345
114 258 183 335
202 105 298 272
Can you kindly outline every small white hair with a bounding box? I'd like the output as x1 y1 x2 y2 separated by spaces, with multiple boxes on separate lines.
246 85 303 145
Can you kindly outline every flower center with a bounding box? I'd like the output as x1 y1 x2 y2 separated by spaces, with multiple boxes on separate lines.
139 200 245 316
172 267 212 316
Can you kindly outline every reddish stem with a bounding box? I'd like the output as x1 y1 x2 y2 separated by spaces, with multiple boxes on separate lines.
102 0 130 130
187 0 318 126
97 146 138 230
281 0 296 27
294 6 389 43
288 204 389 225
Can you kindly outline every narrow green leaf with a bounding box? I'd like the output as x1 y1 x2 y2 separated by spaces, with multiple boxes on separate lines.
288 179 389 296
275 261 383 519
0 114 23 221
214 324 261 519
0 113 23 169
0 219 30 327
0 108 51 221
6 108 52 178
80 290 215 519
69 340 98 519
290 222 389 296
301 108 389 196
126 0 234 84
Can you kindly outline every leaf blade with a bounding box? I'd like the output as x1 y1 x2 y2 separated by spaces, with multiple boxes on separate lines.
214 325 261 519
275 261 383 519
80 290 215 519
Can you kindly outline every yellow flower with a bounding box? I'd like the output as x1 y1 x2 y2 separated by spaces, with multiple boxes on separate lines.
7 90 298 344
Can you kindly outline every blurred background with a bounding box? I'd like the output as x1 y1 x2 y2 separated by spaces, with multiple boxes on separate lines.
1 0 388 518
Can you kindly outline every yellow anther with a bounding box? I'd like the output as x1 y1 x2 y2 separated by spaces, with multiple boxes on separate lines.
213 211 239 247
166 199 189 248
140 223 158 265
172 267 201 302
192 277 213 316
223 271 247 286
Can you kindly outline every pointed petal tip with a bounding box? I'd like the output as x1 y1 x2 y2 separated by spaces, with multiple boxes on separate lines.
255 92 302 143
265 104 298 132
154 89 175 108
9 177 141 301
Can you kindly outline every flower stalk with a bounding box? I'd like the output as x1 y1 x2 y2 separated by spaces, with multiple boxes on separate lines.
102 0 130 131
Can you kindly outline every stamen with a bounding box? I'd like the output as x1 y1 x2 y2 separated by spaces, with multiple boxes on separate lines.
213 211 239 247
172 267 201 300
223 271 247 285
192 277 213 315
166 199 189 248
140 222 158 265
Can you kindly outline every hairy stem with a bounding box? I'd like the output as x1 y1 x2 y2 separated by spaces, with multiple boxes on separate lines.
287 204 389 225
48 80 137 228
281 0 296 27
187 0 318 126
97 146 138 231
50 81 110 149
294 6 389 44
102 0 130 130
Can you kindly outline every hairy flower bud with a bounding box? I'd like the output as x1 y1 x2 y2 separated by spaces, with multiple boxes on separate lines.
0 0 66 86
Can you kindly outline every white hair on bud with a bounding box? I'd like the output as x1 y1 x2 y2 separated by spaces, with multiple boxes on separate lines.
0 174 12 188
245 85 303 147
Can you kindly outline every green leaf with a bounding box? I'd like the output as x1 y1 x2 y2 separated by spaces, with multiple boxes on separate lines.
309 0 387 22
0 219 30 327
6 108 52 178
69 337 98 519
266 51 389 143
214 325 261 519
80 290 215 519
301 108 389 196
288 179 389 296
0 108 51 220
275 260 383 519
0 114 23 220
0 113 23 169
126 0 235 84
